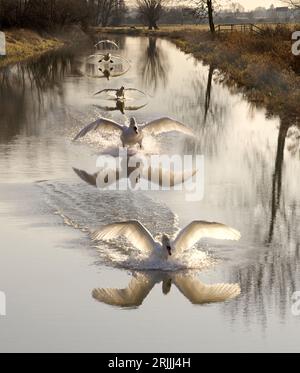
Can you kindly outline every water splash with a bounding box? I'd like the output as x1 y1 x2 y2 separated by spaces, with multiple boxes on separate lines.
37 180 215 271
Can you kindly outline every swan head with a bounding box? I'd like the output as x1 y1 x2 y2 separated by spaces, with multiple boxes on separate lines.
129 117 139 134
162 234 172 257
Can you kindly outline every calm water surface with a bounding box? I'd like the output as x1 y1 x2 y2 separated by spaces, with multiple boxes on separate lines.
0 36 299 352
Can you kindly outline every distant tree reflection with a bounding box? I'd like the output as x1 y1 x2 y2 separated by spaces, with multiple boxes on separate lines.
139 37 169 93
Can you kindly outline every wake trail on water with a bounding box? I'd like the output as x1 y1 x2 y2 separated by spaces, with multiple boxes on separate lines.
37 181 215 271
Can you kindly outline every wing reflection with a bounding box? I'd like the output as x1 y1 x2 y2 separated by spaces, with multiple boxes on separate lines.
73 150 197 190
93 101 148 114
92 271 241 309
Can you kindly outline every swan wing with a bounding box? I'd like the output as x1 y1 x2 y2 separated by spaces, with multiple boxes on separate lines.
125 88 147 96
73 168 97 186
142 117 195 137
173 275 241 304
91 220 156 253
92 274 154 308
112 54 131 65
93 88 117 96
94 40 119 49
173 221 241 253
73 118 123 140
143 167 197 187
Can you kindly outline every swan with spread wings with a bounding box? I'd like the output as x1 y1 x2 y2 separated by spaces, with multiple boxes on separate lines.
91 220 241 260
94 86 147 100
94 40 119 50
73 116 195 148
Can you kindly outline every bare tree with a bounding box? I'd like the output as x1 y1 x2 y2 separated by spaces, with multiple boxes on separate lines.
136 0 168 30
281 0 300 8
0 0 89 29
189 0 219 34
95 0 115 26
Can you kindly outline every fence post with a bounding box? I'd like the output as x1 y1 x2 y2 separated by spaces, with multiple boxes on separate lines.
0 31 6 57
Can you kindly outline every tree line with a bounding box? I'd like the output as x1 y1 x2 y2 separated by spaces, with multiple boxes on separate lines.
1 0 298 33
0 0 217 31
0 0 127 29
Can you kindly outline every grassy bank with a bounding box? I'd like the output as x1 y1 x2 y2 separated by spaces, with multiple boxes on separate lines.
97 25 300 121
0 29 64 68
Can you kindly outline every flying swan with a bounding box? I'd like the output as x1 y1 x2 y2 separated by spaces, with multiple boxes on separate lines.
94 86 147 100
91 220 241 260
94 40 119 49
73 117 195 148
87 53 130 66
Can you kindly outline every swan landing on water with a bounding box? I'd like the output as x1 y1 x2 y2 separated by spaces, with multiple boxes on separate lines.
91 220 241 261
92 272 241 308
73 116 195 148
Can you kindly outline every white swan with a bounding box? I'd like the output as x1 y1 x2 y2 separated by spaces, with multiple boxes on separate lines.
94 86 147 100
73 116 195 148
92 272 241 308
94 40 119 49
91 220 241 260
88 53 130 66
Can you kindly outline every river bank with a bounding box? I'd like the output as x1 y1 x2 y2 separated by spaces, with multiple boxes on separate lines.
0 29 63 68
0 26 91 69
96 25 300 121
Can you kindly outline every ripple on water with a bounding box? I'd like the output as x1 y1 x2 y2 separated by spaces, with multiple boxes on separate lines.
37 180 215 271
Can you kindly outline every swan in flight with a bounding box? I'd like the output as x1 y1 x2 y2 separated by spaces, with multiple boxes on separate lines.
94 40 119 49
91 220 241 260
73 116 195 148
94 86 147 100
99 52 114 63
92 272 241 308
88 53 130 66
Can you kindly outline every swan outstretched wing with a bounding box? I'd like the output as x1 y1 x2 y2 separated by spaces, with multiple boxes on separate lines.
91 220 156 253
142 167 197 187
94 40 119 49
125 88 147 96
92 274 155 308
87 54 98 60
173 275 241 304
173 221 241 253
111 54 131 65
93 88 117 96
73 118 123 140
142 117 195 137
73 168 97 186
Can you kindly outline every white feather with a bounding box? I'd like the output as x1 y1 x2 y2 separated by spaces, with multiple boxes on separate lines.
173 221 241 253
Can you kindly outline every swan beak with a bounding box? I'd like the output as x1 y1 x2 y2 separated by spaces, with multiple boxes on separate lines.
167 246 172 256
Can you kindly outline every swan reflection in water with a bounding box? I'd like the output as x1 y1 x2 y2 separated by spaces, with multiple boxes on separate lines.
92 271 241 308
93 101 148 115
73 148 197 190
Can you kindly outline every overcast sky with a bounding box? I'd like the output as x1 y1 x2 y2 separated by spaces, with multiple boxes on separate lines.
221 0 284 10
128 1 287 11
